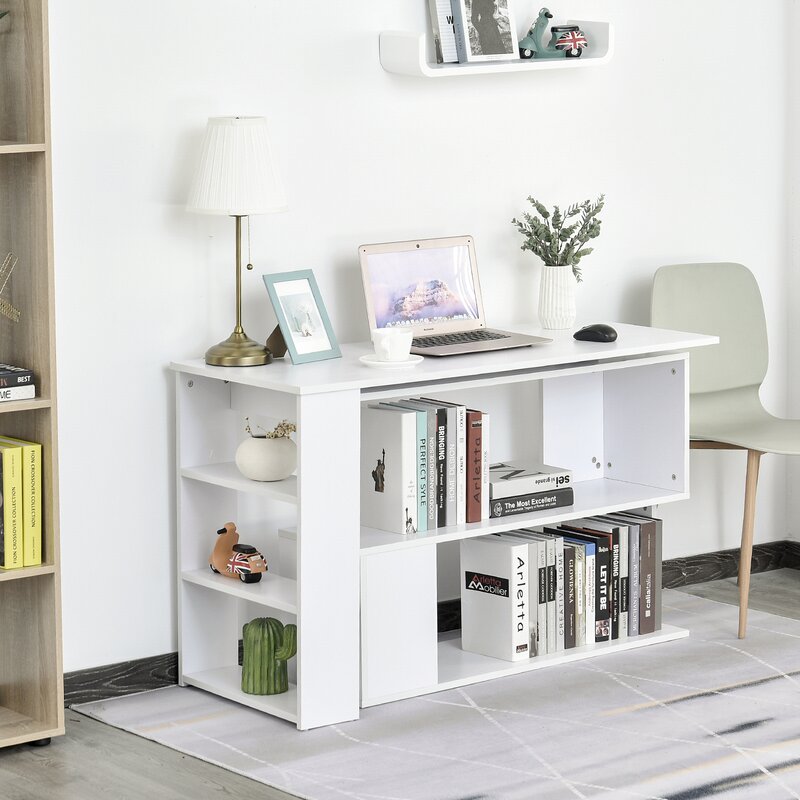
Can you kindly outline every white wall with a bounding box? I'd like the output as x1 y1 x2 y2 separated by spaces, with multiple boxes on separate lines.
49 0 791 671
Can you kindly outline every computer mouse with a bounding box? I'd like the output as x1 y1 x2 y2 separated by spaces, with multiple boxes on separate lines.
573 323 618 343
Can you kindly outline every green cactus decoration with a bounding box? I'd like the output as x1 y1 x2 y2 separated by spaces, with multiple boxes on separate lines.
241 617 297 695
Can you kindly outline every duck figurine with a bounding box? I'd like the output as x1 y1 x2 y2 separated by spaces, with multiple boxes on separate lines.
518 8 588 59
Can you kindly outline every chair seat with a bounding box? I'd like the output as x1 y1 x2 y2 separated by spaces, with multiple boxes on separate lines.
691 386 800 455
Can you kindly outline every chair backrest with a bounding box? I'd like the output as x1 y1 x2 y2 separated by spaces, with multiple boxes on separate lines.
651 262 768 395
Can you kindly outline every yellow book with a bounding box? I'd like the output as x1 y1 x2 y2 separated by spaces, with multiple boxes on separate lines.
0 436 41 566
0 442 22 569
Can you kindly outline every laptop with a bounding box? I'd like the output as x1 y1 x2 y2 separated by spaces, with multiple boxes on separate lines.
359 235 552 356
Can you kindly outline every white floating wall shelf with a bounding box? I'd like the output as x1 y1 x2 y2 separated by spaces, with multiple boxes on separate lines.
380 20 613 78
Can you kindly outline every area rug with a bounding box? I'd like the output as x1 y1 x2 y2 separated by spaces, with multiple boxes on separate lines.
73 590 800 800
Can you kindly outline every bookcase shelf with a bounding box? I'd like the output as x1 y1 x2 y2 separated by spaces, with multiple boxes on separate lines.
171 325 715 730
0 0 63 751
379 21 613 78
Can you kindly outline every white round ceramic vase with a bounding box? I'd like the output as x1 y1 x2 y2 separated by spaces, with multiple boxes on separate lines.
538 265 577 330
235 436 297 482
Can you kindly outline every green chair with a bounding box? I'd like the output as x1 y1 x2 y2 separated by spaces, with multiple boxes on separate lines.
651 262 800 638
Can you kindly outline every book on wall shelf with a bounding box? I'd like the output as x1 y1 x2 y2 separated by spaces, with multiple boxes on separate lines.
427 0 458 63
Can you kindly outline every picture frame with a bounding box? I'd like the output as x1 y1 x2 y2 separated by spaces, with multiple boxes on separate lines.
262 270 341 365
453 0 518 63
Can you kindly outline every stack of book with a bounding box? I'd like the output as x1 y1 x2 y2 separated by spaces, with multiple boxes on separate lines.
488 460 573 518
361 398 490 534
460 512 663 661
0 363 35 403
0 434 42 569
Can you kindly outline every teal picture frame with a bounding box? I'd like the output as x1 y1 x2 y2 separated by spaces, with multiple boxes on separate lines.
262 270 341 364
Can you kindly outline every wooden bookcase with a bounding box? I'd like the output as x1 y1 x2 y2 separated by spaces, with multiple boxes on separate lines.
171 324 715 730
0 0 64 748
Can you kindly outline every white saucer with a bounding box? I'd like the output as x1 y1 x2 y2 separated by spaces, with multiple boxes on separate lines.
359 354 424 369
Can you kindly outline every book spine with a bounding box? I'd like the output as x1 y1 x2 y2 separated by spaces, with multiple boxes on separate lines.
416 412 428 534
480 413 490 520
639 525 656 634
584 549 596 645
435 408 447 528
554 537 565 651
610 530 620 640
653 518 663 631
563 545 576 649
595 542 611 642
545 538 556 653
455 406 466 525
466 411 482 524
573 546 585 648
444 407 457 526
426 411 438 529
427 0 444 63
489 466 573 500
0 385 35 403
629 524 640 636
0 447 22 569
0 369 34 388
450 0 469 63
510 544 530 659
489 487 574 518
618 525 629 638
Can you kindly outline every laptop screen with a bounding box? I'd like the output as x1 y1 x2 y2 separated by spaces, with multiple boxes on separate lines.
361 241 481 330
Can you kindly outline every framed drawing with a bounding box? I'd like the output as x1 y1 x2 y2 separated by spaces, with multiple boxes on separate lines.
262 270 341 364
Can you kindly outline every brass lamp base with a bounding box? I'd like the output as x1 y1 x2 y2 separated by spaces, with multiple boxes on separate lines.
205 331 273 367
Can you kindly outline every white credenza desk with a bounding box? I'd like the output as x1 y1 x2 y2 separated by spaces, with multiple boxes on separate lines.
171 323 716 730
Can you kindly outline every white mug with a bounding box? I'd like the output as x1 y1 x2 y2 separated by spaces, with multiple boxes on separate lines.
371 327 413 362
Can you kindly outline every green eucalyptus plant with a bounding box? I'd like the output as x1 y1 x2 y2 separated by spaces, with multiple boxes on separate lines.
512 194 605 282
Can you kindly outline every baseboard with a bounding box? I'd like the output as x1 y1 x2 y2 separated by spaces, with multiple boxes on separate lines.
67 539 800 705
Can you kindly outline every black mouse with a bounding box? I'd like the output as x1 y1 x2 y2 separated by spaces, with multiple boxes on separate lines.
573 323 618 343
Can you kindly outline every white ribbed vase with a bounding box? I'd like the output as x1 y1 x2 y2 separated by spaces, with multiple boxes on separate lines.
538 265 577 330
235 436 296 482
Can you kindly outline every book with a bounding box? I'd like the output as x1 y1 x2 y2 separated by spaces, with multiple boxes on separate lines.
579 517 622 639
0 385 35 403
381 403 429 533
563 544 576 649
360 405 418 535
562 536 595 647
0 435 41 567
427 0 458 63
618 512 663 633
562 538 587 647
536 529 566 651
557 526 611 642
466 410 483 524
604 513 642 636
451 0 519 64
460 534 530 661
422 399 465 525
500 531 545 657
0 442 23 569
480 413 490 520
0 363 34 388
489 460 572 500
391 400 439 531
489 487 574 518
520 529 556 654
411 399 448 528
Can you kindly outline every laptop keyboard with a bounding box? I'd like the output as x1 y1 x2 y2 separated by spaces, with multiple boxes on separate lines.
412 330 511 348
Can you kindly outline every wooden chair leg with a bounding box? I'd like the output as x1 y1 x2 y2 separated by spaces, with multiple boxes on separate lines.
738 449 762 639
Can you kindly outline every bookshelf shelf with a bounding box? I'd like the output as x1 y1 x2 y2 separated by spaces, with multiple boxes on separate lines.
0 0 63 751
172 325 715 730
182 569 298 613
183 667 298 723
379 21 613 78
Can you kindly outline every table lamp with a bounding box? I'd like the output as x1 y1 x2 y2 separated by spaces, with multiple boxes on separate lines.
187 116 287 366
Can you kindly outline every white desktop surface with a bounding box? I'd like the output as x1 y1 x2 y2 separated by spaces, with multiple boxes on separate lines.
170 323 717 395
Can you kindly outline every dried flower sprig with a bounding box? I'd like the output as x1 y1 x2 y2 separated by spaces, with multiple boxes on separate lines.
245 418 297 439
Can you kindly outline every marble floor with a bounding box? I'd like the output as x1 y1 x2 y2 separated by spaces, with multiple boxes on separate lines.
1 569 799 800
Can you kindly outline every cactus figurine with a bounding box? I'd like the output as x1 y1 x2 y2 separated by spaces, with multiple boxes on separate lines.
241 617 297 695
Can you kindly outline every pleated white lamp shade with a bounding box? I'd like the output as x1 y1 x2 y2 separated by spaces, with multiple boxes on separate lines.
187 116 287 216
